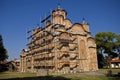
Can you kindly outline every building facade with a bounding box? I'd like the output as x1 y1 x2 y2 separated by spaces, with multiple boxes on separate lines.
20 7 98 73
111 57 120 68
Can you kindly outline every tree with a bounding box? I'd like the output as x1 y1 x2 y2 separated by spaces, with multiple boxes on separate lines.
97 53 106 68
95 32 120 68
0 34 8 63
116 35 120 58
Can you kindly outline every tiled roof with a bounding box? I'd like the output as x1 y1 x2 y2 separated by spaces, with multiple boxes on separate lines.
111 60 120 63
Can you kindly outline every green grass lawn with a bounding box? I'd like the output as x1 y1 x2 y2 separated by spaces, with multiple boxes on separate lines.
0 71 36 79
0 69 120 80
61 73 119 80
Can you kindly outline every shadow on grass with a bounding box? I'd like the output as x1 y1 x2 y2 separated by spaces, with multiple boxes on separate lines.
106 70 120 77
105 70 120 80
0 75 71 80
106 76 120 80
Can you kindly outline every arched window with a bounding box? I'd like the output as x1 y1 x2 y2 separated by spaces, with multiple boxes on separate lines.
79 40 87 59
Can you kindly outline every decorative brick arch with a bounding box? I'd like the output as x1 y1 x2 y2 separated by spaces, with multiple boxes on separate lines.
87 37 95 46
59 32 69 39
71 23 85 34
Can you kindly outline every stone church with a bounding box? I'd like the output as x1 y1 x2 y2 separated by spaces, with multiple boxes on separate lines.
20 6 98 74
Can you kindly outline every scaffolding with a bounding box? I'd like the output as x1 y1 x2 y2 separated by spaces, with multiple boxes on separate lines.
25 20 82 73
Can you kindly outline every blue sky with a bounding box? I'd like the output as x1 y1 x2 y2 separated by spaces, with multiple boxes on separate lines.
0 0 120 60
